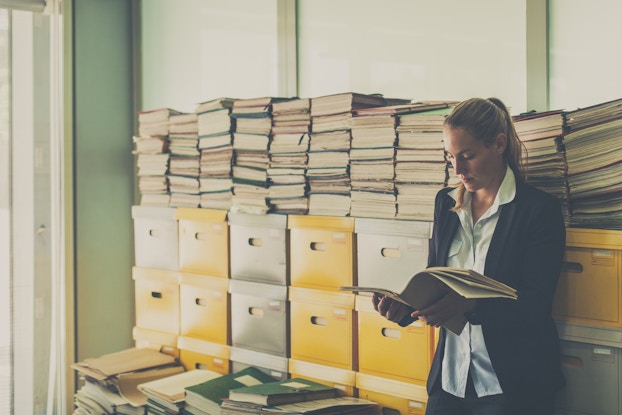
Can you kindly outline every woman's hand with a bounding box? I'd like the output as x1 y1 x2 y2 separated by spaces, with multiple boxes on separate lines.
412 290 476 328
372 293 414 324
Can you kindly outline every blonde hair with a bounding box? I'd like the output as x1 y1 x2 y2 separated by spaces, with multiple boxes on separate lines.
444 97 526 210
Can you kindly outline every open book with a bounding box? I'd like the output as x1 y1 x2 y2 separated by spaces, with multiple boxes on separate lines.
339 266 517 335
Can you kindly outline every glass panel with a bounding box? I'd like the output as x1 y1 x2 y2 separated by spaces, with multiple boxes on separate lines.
141 0 279 112
549 0 622 110
298 0 527 113
0 8 10 415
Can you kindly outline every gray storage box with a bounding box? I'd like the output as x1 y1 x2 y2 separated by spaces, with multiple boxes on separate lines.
132 205 179 271
229 279 289 357
355 218 432 292
228 212 288 285
556 339 621 415
230 346 289 380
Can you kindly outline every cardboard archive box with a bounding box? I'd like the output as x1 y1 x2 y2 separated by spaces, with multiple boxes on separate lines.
176 208 229 277
288 215 355 290
132 205 179 271
133 267 180 334
179 272 230 344
228 212 288 285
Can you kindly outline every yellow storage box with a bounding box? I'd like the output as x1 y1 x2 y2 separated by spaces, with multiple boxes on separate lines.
288 215 355 290
179 273 230 344
288 359 356 397
132 326 179 358
177 335 230 375
289 287 356 370
177 208 229 277
133 267 180 334
356 372 428 415
356 295 435 385
553 228 622 327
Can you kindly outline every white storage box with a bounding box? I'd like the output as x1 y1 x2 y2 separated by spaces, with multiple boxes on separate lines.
228 212 288 285
132 205 179 271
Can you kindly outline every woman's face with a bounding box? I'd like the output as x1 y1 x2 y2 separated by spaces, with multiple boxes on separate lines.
443 126 507 194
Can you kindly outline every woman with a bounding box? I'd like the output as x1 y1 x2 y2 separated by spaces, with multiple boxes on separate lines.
373 97 565 414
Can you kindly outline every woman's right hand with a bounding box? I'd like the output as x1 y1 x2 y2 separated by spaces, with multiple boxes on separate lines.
372 293 415 324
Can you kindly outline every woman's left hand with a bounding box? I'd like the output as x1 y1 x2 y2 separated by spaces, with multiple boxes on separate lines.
411 291 476 328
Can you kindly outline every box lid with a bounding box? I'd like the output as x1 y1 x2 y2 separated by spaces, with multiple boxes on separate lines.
228 212 287 229
288 359 355 386
355 372 427 401
176 207 228 222
355 218 432 238
289 286 354 308
288 215 354 232
230 346 288 372
179 272 229 291
177 336 230 358
566 228 622 249
132 266 179 284
228 279 288 300
132 205 178 220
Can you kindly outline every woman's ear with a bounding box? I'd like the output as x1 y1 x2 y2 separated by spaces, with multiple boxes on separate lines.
495 133 507 155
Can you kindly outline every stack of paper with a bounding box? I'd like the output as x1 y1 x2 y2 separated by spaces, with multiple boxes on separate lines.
167 112 201 208
348 110 399 219
196 98 236 210
134 107 180 207
562 105 622 229
138 369 222 415
71 347 184 415
267 132 310 214
394 107 454 220
183 366 276 415
514 109 570 225
231 97 291 214
271 98 311 134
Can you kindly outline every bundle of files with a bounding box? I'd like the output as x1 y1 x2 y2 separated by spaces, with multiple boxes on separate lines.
196 97 236 210
71 347 184 415
168 112 201 208
513 109 571 225
267 98 311 214
394 105 455 221
137 369 223 415
348 106 399 218
220 376 378 415
231 97 291 214
134 107 180 207
562 98 622 229
307 92 399 216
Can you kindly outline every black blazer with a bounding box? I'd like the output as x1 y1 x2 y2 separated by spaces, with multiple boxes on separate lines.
426 179 566 405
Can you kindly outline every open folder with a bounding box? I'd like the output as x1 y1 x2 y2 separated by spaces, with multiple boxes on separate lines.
339 266 517 335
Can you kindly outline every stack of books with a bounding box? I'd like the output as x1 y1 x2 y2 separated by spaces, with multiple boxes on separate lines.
562 98 622 229
307 92 397 216
514 109 570 225
168 112 201 208
394 105 455 221
134 107 180 207
138 369 222 415
267 98 312 214
231 97 291 214
221 377 377 415
182 366 276 415
71 348 184 415
196 97 236 210
348 107 399 219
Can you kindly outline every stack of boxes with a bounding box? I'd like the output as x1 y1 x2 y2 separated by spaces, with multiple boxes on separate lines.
552 228 622 415
131 206 622 414
130 207 438 414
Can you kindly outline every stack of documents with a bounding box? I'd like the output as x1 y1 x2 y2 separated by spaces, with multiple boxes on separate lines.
267 132 310 214
562 99 622 229
134 107 180 207
394 106 454 221
196 98 236 210
514 109 570 225
271 98 311 134
348 109 399 219
71 347 184 415
230 97 289 214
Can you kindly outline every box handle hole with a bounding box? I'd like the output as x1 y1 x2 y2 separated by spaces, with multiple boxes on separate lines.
194 232 209 241
310 316 327 326
249 237 263 247
148 229 160 237
561 261 583 274
381 328 401 339
561 355 583 368
310 242 327 251
151 291 162 299
249 307 264 318
195 298 208 307
381 248 401 258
